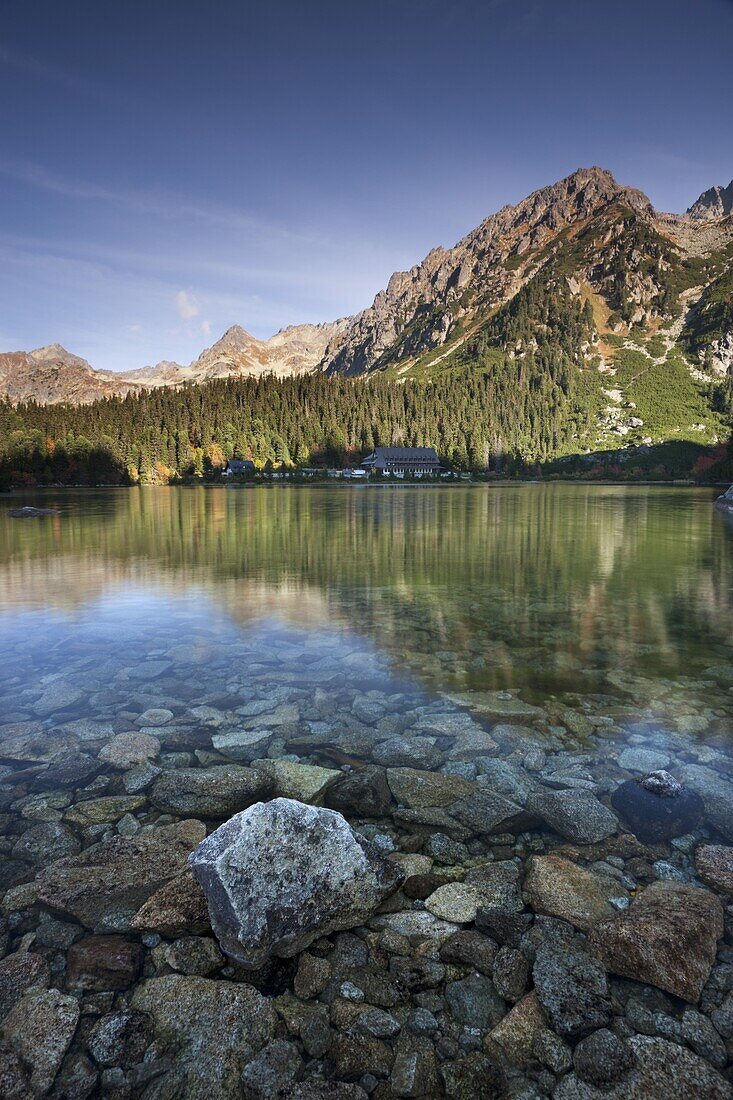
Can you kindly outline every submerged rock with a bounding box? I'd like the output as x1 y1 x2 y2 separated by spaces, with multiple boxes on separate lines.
386 768 474 809
326 766 393 817
554 1035 732 1099
130 868 211 936
589 881 724 1002
131 975 276 1099
35 818 205 930
611 770 704 842
486 991 546 1067
150 764 273 817
0 951 51 1020
695 844 733 894
1 988 79 1094
524 853 627 931
251 759 340 803
573 1028 637 1087
528 788 617 844
532 941 612 1039
98 730 160 769
449 789 534 835
679 764 733 841
65 934 144 991
189 798 403 968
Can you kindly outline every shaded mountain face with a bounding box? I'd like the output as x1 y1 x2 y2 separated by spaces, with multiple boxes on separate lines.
1 167 731 408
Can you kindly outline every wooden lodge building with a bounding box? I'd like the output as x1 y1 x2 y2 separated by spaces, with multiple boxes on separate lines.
361 446 442 476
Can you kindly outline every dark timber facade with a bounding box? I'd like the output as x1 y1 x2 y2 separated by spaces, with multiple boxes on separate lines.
361 447 441 475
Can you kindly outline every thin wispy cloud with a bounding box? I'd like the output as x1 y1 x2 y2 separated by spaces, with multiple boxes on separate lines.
0 43 92 93
0 157 319 242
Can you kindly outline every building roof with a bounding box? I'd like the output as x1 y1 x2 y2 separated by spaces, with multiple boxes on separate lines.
364 447 440 462
227 458 254 470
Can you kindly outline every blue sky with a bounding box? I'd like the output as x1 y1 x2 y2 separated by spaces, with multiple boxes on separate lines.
1 0 732 372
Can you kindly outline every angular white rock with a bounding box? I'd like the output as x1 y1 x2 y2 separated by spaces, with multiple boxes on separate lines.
188 797 403 968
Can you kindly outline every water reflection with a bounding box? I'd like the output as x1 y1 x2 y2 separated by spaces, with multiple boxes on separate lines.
1 485 731 706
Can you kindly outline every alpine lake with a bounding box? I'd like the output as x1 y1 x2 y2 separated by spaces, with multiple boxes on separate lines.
1 483 732 1099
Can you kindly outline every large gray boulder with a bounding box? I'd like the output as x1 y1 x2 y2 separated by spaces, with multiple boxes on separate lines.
189 798 403 968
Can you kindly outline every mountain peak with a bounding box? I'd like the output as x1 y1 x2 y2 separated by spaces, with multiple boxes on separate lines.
687 180 733 221
30 343 74 361
218 324 257 346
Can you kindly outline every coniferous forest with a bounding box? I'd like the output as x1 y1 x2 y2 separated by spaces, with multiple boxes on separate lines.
1 366 730 488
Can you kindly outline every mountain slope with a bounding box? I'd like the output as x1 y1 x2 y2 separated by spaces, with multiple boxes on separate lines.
322 167 733 379
135 320 350 384
687 181 733 221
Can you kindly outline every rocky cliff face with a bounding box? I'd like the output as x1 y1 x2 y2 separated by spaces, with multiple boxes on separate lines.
322 168 733 377
687 181 733 221
322 167 657 376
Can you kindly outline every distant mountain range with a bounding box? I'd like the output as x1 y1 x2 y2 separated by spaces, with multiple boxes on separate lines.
0 321 349 405
2 166 732 408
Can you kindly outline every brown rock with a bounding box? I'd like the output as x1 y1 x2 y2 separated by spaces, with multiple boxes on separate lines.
525 853 627 931
403 873 447 900
486 991 546 1067
66 935 143 991
35 819 205 930
326 766 393 817
589 881 724 1002
695 844 733 894
0 952 51 1021
328 1032 394 1080
130 868 210 936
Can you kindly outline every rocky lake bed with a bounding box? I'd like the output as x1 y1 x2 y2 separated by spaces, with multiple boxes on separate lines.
1 622 733 1099
1 484 732 1097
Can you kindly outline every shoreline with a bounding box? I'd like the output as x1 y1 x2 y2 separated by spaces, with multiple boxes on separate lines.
3 479 731 496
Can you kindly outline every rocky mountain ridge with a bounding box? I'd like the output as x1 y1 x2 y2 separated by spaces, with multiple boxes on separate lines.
1 167 732 404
